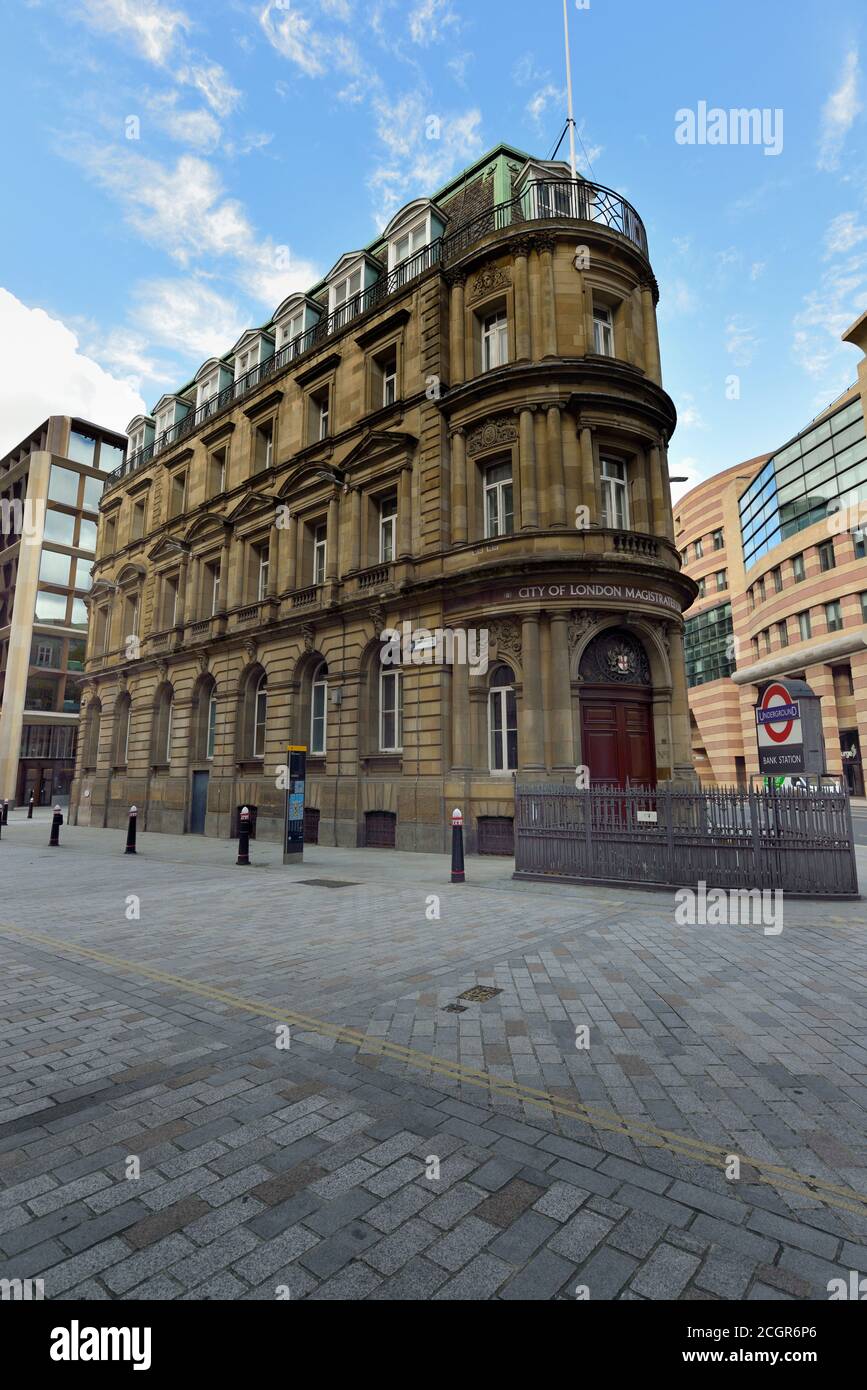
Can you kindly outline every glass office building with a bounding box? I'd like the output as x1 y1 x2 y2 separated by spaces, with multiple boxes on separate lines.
739 396 867 570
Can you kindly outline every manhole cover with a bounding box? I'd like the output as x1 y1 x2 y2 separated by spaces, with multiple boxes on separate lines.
457 986 503 1003
442 1003 468 1013
297 879 359 888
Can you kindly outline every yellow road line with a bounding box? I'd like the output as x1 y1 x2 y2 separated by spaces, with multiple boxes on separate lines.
2 921 866 1217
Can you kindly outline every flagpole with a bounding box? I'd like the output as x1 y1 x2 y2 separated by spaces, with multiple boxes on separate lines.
562 0 577 180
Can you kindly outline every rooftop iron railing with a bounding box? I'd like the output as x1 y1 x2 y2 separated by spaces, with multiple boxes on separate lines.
108 179 648 489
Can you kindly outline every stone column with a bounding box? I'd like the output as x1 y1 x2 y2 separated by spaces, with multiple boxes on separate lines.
519 615 545 770
579 425 597 523
546 405 566 527
449 274 465 387
631 453 650 533
326 492 340 581
177 555 188 628
226 534 242 610
266 522 278 599
546 613 575 770
282 512 297 592
349 487 361 572
562 414 581 529
807 662 843 775
537 234 558 358
398 465 412 558
184 555 200 624
153 572 164 630
451 640 470 770
450 428 467 545
649 444 667 538
641 283 662 385
518 406 538 530
514 239 531 361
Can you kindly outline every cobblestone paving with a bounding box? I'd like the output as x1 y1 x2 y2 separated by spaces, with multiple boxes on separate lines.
1 815 866 1300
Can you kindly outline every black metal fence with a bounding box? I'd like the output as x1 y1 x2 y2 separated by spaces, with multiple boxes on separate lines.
513 783 859 897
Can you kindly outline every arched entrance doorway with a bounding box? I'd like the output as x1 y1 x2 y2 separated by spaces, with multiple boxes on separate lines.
579 628 655 787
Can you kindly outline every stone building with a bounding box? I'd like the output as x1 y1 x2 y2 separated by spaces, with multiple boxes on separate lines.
71 143 695 854
679 311 867 790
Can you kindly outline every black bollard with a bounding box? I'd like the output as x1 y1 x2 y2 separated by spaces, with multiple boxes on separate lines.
27 794 34 820
125 804 138 855
450 807 465 884
49 805 62 847
1 801 8 826
236 805 251 866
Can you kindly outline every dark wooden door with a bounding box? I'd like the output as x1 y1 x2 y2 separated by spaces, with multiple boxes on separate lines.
477 816 514 855
581 691 655 788
365 810 396 847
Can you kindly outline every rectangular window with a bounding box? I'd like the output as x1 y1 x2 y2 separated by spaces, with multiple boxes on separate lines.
316 390 330 441
380 670 403 752
593 304 614 356
694 538 704 559
210 447 228 496
209 561 221 616
257 543 270 600
482 310 508 371
798 610 812 640
103 514 117 555
484 460 514 538
130 498 146 541
757 576 766 601
715 570 726 592
696 577 706 598
164 575 179 628
777 620 789 648
382 356 397 407
39 550 71 586
862 592 867 623
124 592 139 638
600 457 629 529
255 421 274 472
310 678 327 755
391 220 427 268
206 692 217 759
762 629 771 655
818 540 836 572
313 523 327 584
170 471 187 518
772 566 783 592
67 430 96 466
793 552 805 581
712 528 724 550
379 495 397 562
34 641 57 667
826 599 843 632
43 509 76 546
748 588 755 611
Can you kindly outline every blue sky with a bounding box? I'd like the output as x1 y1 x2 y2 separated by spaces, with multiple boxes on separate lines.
2 0 867 498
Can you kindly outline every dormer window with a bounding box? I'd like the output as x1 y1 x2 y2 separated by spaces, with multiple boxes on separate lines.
155 408 172 439
384 200 445 276
196 372 220 410
391 218 427 270
332 266 362 316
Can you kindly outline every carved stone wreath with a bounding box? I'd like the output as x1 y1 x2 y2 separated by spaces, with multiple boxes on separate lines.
578 628 651 685
466 416 518 457
468 265 511 303
489 618 521 665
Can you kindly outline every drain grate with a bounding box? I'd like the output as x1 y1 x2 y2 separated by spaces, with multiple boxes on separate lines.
441 1003 468 1013
457 986 503 1003
297 879 359 889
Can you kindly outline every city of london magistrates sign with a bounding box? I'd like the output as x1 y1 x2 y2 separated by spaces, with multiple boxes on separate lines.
496 581 683 613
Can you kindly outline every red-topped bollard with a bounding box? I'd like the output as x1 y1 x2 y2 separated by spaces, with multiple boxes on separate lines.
27 793 34 820
49 805 63 847
451 807 465 884
237 805 251 866
125 805 138 855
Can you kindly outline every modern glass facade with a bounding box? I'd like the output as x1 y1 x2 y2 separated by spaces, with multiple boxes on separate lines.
684 601 735 687
739 396 867 569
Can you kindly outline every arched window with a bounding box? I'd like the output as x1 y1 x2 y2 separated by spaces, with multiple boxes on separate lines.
113 694 131 767
488 664 517 773
252 673 267 758
207 688 217 759
152 684 174 766
84 698 102 769
310 662 328 755
379 668 402 752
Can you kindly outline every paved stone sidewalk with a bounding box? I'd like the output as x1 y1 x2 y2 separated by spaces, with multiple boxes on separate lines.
0 818 866 1300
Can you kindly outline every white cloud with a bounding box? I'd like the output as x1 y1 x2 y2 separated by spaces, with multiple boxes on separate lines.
259 0 369 82
660 278 698 316
0 288 144 454
129 277 247 361
147 93 222 151
78 0 189 66
725 314 760 367
78 0 240 114
818 47 862 171
526 84 565 132
407 0 458 46
750 261 766 281
677 394 706 430
793 252 867 378
447 51 472 86
368 101 483 226
824 210 867 256
668 457 707 503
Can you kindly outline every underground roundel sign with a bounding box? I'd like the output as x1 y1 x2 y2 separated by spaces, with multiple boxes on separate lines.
755 681 804 774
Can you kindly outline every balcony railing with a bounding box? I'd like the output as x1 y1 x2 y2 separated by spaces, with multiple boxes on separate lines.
108 179 648 491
